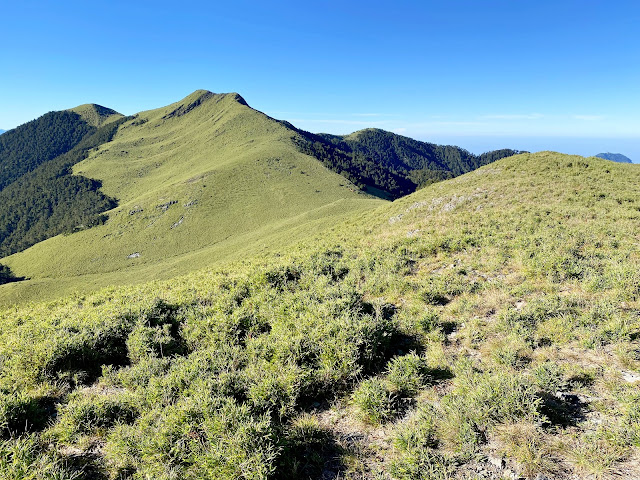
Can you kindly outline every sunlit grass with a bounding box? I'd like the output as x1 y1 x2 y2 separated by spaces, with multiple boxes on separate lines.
0 151 639 478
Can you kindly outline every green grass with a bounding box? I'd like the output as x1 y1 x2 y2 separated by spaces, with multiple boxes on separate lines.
68 104 123 127
1 91 381 305
0 150 639 478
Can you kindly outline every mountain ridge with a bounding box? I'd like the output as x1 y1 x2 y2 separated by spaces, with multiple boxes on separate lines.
313 127 522 196
1 90 520 304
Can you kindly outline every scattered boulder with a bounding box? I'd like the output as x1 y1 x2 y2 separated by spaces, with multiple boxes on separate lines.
622 371 640 383
156 200 178 211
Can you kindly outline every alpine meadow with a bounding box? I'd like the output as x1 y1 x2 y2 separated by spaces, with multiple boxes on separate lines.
0 89 639 480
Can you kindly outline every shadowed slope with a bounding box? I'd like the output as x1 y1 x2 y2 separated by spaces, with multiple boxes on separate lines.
291 126 521 199
0 111 95 191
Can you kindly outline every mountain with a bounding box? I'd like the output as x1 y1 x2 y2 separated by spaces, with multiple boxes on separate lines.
1 151 638 479
596 152 633 163
0 109 128 257
291 126 521 199
0 91 519 304
68 103 123 127
0 91 383 303
0 129 5 135
0 110 96 191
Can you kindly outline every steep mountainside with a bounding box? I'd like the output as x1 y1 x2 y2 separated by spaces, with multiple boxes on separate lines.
0 91 382 304
0 118 126 256
596 152 633 163
0 111 95 191
0 107 129 257
1 152 638 479
293 127 521 198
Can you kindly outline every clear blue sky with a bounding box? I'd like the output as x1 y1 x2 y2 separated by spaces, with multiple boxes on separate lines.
1 0 639 159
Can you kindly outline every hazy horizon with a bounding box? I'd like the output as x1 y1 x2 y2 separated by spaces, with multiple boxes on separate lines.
420 135 638 164
1 121 635 163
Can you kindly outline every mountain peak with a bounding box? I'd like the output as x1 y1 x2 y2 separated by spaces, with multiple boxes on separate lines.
163 90 249 119
595 152 633 163
68 103 123 127
182 89 214 103
227 92 248 106
181 90 248 106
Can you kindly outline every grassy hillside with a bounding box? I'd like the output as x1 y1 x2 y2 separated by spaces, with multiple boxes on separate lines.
1 152 638 479
68 104 123 127
0 91 382 305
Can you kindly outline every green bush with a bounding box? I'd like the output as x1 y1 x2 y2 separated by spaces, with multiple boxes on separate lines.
0 436 82 480
386 352 428 396
0 391 53 438
105 395 277 480
352 377 397 424
51 389 140 442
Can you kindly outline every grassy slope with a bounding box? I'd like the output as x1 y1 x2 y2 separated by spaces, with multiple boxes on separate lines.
1 152 639 479
0 91 381 305
68 104 123 127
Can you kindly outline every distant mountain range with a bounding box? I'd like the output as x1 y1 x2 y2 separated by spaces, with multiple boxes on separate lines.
595 152 633 163
0 129 5 135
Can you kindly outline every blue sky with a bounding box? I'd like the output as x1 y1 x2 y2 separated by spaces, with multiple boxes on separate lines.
1 0 638 160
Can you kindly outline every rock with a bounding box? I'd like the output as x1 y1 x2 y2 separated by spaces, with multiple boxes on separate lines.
389 214 404 224
503 469 517 479
622 371 640 383
487 453 505 469
535 474 553 480
555 392 580 404
156 200 178 211
127 252 141 259
406 200 429 212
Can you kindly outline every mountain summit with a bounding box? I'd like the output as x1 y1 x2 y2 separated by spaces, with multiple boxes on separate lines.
595 152 633 163
68 103 123 127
